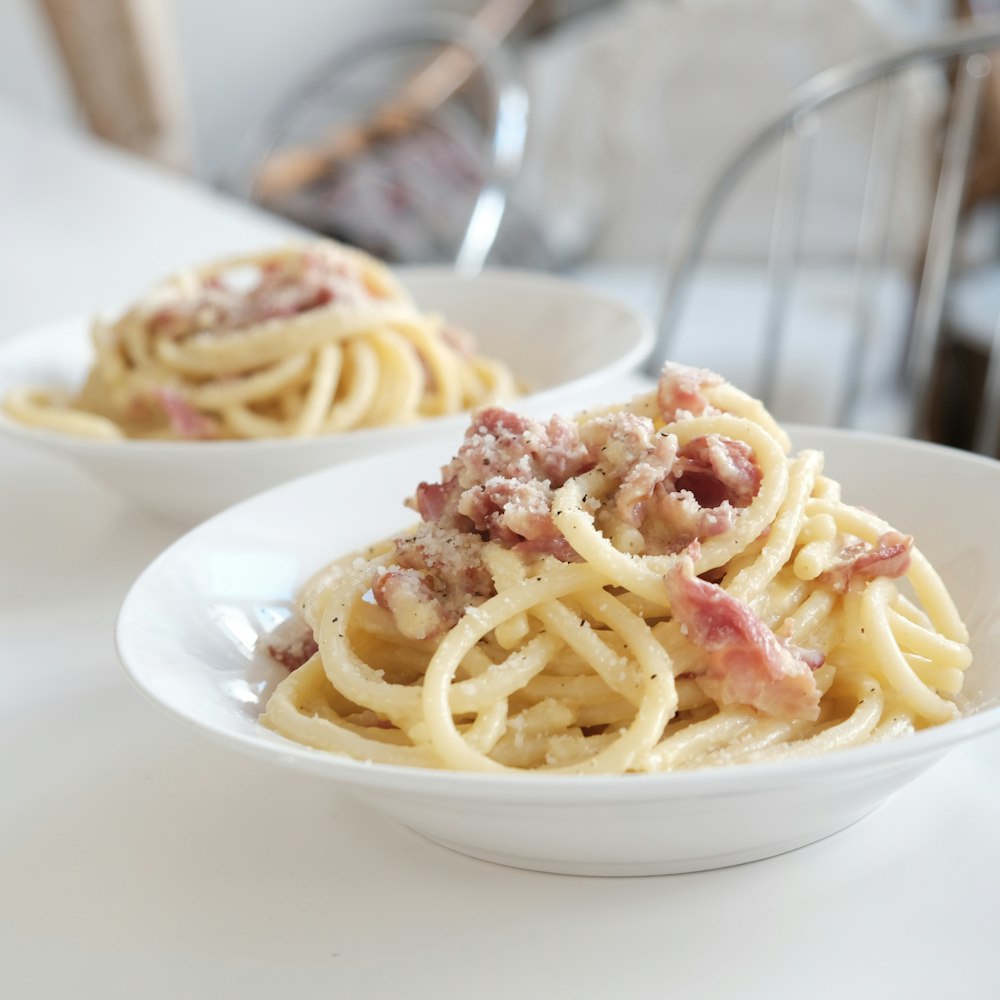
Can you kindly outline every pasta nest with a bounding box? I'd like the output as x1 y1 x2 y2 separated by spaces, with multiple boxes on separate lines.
261 365 971 773
3 240 518 440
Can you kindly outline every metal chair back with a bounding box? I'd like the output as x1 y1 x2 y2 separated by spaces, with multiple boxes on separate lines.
648 17 1000 456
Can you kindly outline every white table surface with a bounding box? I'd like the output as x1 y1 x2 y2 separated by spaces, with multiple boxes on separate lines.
2 102 999 999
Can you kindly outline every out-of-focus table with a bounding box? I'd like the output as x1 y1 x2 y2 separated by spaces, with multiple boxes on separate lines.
2 102 999 1000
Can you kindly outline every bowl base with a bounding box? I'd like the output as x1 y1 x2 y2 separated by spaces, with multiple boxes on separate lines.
400 807 881 877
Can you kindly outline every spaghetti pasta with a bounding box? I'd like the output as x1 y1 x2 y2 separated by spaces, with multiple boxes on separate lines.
2 240 518 440
260 362 971 773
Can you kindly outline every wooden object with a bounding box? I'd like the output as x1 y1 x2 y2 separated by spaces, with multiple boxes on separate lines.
36 0 190 171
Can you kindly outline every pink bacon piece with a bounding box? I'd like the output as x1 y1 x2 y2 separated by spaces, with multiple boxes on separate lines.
822 530 913 593
154 389 219 439
639 435 760 553
674 435 761 509
374 523 495 640
372 567 452 641
457 476 578 561
656 363 724 422
409 407 594 546
646 489 738 552
392 523 493 604
147 247 377 341
448 408 592 491
664 555 822 721
584 413 678 527
265 615 318 671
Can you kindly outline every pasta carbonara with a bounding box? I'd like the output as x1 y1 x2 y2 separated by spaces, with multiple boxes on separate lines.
2 240 518 440
261 363 971 773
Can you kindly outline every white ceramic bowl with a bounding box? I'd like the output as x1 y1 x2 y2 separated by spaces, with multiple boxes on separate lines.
0 269 653 525
115 427 1000 876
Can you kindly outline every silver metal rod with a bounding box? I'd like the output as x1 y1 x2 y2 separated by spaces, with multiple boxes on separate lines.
975 310 1000 455
840 77 905 427
455 66 528 274
907 53 989 437
649 16 1000 381
758 120 813 407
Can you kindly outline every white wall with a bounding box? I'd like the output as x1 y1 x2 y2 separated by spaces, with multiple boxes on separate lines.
0 0 78 127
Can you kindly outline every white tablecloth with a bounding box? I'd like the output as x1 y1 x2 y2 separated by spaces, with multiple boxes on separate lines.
2 103 998 999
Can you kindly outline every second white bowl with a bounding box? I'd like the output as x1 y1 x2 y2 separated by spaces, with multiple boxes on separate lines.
0 268 653 524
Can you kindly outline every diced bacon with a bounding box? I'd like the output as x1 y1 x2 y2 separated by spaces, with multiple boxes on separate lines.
511 533 579 562
477 406 531 438
646 488 738 552
455 477 578 561
792 645 827 671
459 408 591 489
408 407 593 529
581 412 663 480
611 428 679 526
411 480 462 525
154 389 219 439
148 307 193 340
145 246 379 341
373 567 451 641
393 522 492 599
439 323 476 359
656 362 724 422
454 407 536 485
664 555 821 721
674 435 761 509
458 476 546 542
391 393 768 626
372 522 495 639
264 615 318 671
487 478 578 561
821 530 913 593
616 459 671 526
632 434 758 553
853 530 912 579
540 414 593 484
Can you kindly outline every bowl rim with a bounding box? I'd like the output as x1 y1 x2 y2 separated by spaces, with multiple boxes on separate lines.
114 422 1000 801
0 266 655 454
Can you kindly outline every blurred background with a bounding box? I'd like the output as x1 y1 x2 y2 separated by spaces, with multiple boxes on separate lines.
1 0 999 450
